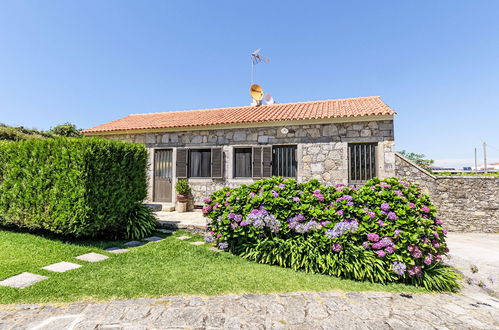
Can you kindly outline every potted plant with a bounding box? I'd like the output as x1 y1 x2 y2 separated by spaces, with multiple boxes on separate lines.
175 178 190 212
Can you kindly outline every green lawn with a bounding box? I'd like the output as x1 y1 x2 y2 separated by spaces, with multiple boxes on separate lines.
0 227 427 304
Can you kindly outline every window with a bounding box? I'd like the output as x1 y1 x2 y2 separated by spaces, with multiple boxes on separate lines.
272 145 297 177
348 143 377 183
234 148 252 178
189 149 211 177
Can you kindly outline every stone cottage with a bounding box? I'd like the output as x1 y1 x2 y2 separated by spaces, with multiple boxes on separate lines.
83 96 396 207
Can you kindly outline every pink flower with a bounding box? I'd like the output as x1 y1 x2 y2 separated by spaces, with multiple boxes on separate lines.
375 250 386 258
435 219 443 225
422 205 430 213
408 202 416 208
202 205 212 214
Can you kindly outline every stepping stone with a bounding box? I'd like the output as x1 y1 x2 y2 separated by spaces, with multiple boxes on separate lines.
0 272 48 289
124 241 147 247
157 229 175 234
143 236 164 242
105 247 129 254
209 247 222 252
176 236 191 240
76 252 109 263
190 241 205 246
42 261 82 273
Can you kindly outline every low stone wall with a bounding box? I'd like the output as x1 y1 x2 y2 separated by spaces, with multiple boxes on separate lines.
395 153 499 233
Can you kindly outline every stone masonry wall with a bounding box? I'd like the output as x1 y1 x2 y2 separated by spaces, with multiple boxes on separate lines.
103 120 395 204
395 153 499 233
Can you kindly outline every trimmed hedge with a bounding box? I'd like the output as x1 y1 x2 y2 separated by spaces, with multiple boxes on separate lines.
0 138 148 237
203 177 460 291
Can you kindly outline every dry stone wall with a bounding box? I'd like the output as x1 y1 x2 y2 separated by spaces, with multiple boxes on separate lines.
395 153 499 233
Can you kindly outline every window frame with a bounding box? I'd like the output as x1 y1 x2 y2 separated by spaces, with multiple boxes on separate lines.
233 147 253 178
188 148 212 178
348 142 378 184
272 145 297 178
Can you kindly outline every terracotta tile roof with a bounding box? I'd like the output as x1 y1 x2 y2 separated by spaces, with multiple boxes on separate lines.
83 96 394 134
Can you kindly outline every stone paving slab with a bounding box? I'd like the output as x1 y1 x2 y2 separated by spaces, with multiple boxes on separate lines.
143 236 164 242
0 291 498 329
42 262 82 273
176 236 191 240
157 228 175 234
75 252 109 263
105 247 129 254
190 241 204 246
124 241 147 247
0 272 48 289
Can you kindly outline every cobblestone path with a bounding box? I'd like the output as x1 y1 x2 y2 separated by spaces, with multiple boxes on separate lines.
1 290 498 329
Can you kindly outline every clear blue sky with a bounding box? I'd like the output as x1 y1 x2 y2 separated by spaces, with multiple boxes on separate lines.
1 1 498 167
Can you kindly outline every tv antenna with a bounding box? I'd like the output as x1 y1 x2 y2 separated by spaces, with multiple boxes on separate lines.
251 48 269 84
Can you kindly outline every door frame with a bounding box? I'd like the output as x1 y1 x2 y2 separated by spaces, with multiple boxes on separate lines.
153 148 174 203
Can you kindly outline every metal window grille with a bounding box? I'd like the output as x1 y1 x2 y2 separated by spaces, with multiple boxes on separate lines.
348 143 377 184
272 145 297 178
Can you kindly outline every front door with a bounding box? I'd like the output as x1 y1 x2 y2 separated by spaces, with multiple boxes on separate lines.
153 149 173 202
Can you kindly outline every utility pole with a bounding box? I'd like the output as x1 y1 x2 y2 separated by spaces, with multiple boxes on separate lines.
475 148 478 173
483 142 488 173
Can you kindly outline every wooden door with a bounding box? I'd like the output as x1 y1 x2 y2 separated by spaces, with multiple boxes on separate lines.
154 149 173 202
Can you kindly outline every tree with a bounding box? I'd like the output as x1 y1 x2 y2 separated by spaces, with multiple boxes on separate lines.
398 150 434 168
49 123 82 138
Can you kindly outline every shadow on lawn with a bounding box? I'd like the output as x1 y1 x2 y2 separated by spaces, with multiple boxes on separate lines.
0 225 176 250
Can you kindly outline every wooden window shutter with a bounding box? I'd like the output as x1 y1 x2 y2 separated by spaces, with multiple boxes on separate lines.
252 147 262 179
262 146 273 178
176 148 188 178
211 147 223 178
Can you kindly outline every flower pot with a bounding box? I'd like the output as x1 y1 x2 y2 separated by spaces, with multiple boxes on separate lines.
176 194 188 203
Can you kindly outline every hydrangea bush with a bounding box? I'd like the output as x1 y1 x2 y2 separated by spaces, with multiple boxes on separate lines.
203 177 460 291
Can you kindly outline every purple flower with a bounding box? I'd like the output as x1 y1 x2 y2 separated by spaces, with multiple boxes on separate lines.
278 183 286 189
442 229 448 235
367 211 376 219
408 202 416 208
387 212 397 221
228 213 236 220
231 222 238 229
385 246 395 254
394 190 404 197
432 240 440 249
422 205 430 213
381 203 391 212
400 181 409 187
325 219 359 239
411 249 422 259
377 220 387 227
393 261 406 275
370 186 376 191
293 196 301 203
202 205 212 214
218 242 229 250
367 233 380 242
372 242 383 250
203 198 212 203
394 229 404 238
433 232 439 238
234 214 243 222
249 192 256 198
362 241 370 249
240 221 248 226
337 210 344 216
204 233 214 243
313 189 325 202
424 254 433 265
331 243 343 252
379 237 394 247
375 250 386 258
272 191 279 198
225 192 231 197
435 219 443 225
407 265 422 277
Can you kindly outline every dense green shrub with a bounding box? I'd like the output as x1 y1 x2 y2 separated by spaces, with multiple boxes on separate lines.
203 177 460 291
125 203 157 240
0 138 149 238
